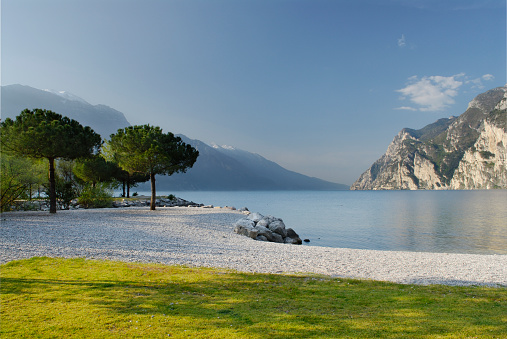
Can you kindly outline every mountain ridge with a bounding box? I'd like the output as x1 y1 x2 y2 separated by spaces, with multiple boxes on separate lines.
1 84 131 139
2 84 347 190
351 86 507 190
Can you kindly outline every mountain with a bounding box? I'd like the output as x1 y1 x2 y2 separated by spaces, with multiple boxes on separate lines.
1 84 131 139
139 135 349 191
1 84 347 190
351 86 507 190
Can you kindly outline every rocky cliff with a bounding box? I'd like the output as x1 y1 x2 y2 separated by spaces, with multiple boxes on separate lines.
351 86 507 190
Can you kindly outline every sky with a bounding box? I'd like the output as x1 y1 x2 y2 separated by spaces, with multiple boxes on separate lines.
2 0 506 185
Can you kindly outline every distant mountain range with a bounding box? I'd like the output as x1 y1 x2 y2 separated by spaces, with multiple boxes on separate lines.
351 86 507 190
140 136 348 191
1 84 347 190
1 84 131 139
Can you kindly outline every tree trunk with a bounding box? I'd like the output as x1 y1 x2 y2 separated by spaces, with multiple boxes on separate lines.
122 179 126 198
126 173 130 198
48 157 57 214
150 172 156 210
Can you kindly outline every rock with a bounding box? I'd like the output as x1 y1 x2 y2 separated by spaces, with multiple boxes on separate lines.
234 225 258 239
304 239 310 243
351 87 507 190
267 220 287 237
234 218 255 229
234 218 258 239
256 235 268 242
247 212 264 223
254 225 275 242
286 228 299 238
233 212 302 245
271 233 284 243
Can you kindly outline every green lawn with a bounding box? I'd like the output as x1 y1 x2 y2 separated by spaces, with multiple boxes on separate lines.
1 257 505 338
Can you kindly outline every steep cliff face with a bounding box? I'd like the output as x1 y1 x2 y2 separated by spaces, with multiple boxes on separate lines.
351 86 507 190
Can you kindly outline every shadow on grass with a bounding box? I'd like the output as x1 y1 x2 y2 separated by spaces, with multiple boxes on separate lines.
2 258 506 338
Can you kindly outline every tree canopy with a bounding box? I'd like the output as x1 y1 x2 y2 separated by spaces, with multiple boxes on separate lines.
1 109 102 213
107 125 198 210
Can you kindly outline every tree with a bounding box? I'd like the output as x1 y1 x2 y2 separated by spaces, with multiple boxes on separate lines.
0 153 45 211
73 155 118 187
107 125 198 210
101 141 150 198
0 109 102 213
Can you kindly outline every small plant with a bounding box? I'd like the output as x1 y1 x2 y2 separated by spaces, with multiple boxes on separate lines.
167 194 177 201
132 192 138 197
77 184 113 209
479 150 495 159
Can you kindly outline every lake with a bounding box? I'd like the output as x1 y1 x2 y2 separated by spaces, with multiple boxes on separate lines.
129 190 507 255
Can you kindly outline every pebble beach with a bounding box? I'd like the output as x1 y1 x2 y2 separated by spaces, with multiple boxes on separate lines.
1 207 506 287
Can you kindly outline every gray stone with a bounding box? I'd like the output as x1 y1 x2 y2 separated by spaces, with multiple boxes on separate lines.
234 225 258 239
234 218 255 229
255 225 274 242
286 228 299 239
271 232 284 243
247 212 264 223
268 220 287 237
256 235 268 242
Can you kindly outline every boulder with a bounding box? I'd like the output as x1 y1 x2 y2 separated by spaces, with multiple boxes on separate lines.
233 212 302 245
234 218 255 229
247 212 264 223
234 225 258 239
268 219 287 237
271 232 284 243
254 225 275 242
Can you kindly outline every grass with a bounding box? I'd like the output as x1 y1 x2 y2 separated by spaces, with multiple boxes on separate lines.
1 257 506 338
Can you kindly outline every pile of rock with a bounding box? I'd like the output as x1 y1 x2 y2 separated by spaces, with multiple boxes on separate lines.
234 212 302 245
112 197 202 208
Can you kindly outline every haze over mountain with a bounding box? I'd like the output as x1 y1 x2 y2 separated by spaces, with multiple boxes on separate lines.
139 135 348 191
1 84 347 190
351 86 507 190
1 84 131 139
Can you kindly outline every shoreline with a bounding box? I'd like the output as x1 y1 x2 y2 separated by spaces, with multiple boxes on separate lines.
1 207 506 287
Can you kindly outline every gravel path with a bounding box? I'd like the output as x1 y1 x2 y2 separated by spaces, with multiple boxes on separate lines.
1 207 506 287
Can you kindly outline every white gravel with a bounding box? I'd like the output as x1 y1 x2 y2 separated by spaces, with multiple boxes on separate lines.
1 207 505 287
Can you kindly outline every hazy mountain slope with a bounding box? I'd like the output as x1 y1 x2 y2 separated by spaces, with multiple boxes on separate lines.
143 135 349 191
2 84 348 190
351 86 507 190
1 84 130 138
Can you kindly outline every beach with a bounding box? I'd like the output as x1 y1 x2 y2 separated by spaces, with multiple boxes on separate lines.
1 207 505 287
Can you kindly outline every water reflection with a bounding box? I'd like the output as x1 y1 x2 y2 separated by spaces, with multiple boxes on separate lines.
161 190 507 254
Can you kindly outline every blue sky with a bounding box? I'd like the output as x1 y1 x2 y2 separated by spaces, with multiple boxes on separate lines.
2 0 506 185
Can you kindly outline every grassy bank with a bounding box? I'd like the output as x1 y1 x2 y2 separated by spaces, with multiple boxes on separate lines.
1 257 505 338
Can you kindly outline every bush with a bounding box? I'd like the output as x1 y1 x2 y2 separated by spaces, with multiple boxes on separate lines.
77 184 113 209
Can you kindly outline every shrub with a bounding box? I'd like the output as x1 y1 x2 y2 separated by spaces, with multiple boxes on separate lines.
77 184 113 209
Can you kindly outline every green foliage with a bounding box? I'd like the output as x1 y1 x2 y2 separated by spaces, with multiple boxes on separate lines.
0 109 102 213
107 125 198 209
73 155 120 185
2 257 506 338
488 109 507 129
43 160 80 210
479 150 495 159
0 153 46 211
77 184 113 209
1 109 102 160
107 125 198 177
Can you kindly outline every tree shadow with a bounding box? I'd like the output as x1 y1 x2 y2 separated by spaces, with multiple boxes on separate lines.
2 261 506 338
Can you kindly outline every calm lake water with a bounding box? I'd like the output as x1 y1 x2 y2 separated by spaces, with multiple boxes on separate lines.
132 190 507 255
